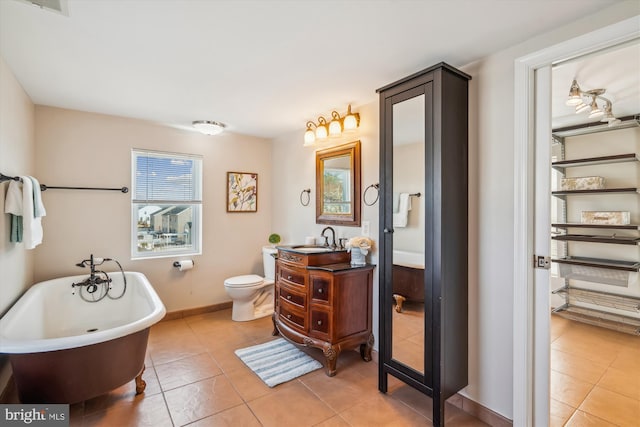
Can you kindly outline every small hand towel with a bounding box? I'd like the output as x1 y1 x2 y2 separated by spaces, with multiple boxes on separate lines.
392 193 411 228
4 180 23 243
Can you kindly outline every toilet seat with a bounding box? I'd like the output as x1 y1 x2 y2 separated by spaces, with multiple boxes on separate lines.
224 274 264 288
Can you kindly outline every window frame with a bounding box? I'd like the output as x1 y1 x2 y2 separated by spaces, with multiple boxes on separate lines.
131 149 203 260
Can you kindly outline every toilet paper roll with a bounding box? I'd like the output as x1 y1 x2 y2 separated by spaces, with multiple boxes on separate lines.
175 260 194 271
305 236 316 245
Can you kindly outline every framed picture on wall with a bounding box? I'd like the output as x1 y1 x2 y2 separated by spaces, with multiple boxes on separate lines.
227 172 258 212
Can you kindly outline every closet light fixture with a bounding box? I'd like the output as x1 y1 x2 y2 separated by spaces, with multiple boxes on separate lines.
303 104 360 146
565 80 619 126
192 120 226 135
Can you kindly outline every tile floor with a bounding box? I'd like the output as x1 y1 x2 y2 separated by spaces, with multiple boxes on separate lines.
392 301 425 373
4 308 488 426
550 314 640 426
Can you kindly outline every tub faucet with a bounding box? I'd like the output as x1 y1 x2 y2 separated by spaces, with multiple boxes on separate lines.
72 254 112 293
321 226 336 249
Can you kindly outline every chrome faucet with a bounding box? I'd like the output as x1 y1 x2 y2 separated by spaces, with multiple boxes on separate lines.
321 226 336 249
72 254 112 293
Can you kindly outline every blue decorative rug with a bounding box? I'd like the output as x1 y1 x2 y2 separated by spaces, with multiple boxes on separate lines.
234 338 323 387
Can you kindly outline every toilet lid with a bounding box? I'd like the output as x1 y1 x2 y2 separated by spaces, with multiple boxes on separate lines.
225 274 264 288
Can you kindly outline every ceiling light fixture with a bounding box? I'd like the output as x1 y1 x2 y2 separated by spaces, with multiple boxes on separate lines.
192 120 226 135
565 80 619 126
303 104 360 146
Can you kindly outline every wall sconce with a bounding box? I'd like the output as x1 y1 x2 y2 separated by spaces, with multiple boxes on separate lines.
303 104 360 146
565 80 619 126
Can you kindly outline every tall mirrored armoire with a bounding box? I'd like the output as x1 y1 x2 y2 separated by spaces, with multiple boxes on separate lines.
377 62 470 426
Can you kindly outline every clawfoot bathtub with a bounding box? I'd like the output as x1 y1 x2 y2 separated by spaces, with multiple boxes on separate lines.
0 271 165 404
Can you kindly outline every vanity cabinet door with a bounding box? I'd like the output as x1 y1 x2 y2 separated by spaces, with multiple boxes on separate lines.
310 275 332 304
310 309 331 339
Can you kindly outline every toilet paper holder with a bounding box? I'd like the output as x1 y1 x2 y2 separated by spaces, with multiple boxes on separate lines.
173 260 195 268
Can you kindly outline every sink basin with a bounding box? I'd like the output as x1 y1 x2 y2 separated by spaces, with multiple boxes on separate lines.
289 245 334 253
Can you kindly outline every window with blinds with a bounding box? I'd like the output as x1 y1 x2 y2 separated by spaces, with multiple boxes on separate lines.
131 149 202 259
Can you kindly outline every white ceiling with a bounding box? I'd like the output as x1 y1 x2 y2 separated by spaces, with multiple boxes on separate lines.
0 0 627 138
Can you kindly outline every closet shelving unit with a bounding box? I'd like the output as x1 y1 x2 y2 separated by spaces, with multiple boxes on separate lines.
550 116 640 335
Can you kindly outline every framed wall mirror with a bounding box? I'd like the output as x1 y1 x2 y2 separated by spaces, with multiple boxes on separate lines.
316 140 361 226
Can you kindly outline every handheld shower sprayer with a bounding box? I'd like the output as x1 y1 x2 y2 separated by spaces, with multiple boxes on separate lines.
75 255 112 268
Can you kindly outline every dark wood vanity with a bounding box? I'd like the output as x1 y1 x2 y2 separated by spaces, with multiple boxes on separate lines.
272 246 375 376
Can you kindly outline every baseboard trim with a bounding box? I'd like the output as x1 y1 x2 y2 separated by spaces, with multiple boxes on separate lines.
448 393 513 426
161 301 233 321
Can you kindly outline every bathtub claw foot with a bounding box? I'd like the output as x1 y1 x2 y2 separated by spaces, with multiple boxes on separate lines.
393 294 406 313
135 365 146 395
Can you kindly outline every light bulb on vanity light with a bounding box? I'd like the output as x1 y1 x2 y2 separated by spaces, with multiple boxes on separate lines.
329 111 342 137
315 117 328 140
304 122 316 146
343 104 359 131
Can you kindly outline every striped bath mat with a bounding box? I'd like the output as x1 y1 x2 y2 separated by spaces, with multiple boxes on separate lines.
234 338 323 387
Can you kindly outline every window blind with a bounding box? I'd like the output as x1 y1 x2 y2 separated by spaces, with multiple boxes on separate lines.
133 150 202 203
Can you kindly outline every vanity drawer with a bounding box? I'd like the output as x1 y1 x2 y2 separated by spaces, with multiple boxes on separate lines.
278 285 306 309
279 303 306 330
310 275 332 304
279 266 306 287
310 309 330 338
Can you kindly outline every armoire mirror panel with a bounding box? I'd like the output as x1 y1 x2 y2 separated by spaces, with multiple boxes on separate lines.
377 62 470 427
391 93 426 375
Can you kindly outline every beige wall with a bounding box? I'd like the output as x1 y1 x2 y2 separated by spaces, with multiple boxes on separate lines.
0 56 36 395
33 106 273 312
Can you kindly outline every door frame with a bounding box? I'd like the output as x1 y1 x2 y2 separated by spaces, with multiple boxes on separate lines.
512 15 640 426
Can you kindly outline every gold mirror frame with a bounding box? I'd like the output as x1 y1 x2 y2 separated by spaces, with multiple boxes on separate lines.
316 140 361 226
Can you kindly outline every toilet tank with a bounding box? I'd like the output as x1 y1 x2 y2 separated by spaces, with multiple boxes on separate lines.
262 246 278 280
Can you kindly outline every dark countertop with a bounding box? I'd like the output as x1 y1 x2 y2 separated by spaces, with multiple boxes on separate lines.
306 263 376 272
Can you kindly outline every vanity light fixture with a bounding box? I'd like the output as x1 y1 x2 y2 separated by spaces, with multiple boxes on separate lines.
565 80 619 126
192 120 226 135
303 104 360 145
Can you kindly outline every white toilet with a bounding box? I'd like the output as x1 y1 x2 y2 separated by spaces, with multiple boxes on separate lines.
224 245 277 321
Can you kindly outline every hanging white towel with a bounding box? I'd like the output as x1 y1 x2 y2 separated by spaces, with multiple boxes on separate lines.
392 193 411 227
28 176 46 218
22 176 44 249
4 180 23 242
